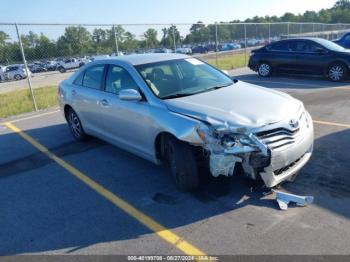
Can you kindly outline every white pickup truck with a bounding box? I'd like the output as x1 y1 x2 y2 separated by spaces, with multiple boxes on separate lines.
56 58 89 73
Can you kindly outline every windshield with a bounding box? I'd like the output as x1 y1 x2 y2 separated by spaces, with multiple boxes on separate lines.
135 58 233 99
313 38 346 52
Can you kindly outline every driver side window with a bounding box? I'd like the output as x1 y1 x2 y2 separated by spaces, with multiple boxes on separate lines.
105 65 138 95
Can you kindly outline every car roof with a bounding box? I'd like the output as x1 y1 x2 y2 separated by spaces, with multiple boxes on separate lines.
105 53 190 66
275 37 324 43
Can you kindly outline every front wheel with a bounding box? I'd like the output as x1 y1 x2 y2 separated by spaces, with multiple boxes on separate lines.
58 66 66 73
257 62 272 77
164 136 199 191
67 108 87 141
328 63 347 82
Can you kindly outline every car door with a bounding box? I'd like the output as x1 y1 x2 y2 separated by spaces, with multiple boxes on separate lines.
98 64 154 158
291 40 329 74
266 41 296 72
70 64 107 135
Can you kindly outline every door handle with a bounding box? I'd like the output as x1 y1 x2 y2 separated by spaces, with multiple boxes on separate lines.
71 90 77 96
100 99 109 107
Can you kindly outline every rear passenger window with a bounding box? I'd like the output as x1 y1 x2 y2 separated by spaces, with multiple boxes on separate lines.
269 41 290 51
82 65 105 89
290 41 310 52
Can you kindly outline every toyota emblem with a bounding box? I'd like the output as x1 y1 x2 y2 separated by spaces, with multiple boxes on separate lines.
289 119 299 129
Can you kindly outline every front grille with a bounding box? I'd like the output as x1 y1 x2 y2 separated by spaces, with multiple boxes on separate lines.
274 155 304 176
255 127 300 150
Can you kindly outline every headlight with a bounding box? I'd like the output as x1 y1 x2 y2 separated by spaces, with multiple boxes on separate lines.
197 124 268 156
197 124 255 148
221 133 257 149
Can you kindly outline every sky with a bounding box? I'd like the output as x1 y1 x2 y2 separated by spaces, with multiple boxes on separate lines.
0 0 337 41
0 0 336 24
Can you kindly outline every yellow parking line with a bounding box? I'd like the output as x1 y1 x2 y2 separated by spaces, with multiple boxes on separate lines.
3 122 206 256
313 120 350 128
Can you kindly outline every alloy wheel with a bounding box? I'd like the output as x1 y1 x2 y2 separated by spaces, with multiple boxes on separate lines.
68 112 82 138
258 63 271 77
329 65 344 81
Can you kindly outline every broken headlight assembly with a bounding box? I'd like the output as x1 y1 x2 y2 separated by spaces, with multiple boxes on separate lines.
197 124 268 156
197 124 270 178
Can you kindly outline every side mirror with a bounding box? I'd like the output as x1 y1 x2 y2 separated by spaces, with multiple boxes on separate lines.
119 89 142 101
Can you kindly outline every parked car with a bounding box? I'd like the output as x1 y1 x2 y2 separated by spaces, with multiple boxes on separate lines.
29 62 47 73
175 47 192 55
111 52 124 56
59 53 314 191
191 45 209 54
154 48 173 53
57 58 87 73
249 37 350 81
2 64 31 81
44 61 58 71
90 55 110 61
333 32 350 48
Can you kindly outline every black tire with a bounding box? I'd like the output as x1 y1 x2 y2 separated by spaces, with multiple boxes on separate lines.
257 62 272 77
14 74 22 80
327 63 347 82
67 108 87 141
58 66 66 73
164 136 199 191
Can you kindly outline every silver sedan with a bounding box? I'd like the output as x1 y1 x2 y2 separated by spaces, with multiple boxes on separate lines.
58 53 313 191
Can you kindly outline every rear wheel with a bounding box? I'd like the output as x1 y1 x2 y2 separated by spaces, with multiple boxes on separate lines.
163 136 199 191
328 63 347 82
67 108 87 141
14 74 22 80
257 62 272 77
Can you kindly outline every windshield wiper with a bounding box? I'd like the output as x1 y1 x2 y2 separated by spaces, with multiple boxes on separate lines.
193 83 232 95
161 83 232 100
162 92 194 100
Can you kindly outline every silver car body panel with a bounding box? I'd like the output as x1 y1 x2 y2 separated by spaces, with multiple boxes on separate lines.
59 54 314 188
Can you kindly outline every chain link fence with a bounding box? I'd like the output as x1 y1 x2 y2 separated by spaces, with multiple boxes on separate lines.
1 22 350 118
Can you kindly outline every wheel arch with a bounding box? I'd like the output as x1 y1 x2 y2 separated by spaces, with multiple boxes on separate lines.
63 104 74 121
153 123 204 163
154 131 176 162
258 59 274 69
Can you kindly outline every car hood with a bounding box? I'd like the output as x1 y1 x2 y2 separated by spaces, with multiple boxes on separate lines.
163 81 303 129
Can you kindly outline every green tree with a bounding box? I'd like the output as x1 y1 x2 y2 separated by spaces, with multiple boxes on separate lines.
57 26 92 56
0 31 9 46
143 28 159 48
122 32 139 51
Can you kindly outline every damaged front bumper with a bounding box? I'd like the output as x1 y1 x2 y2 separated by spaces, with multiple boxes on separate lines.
198 109 314 188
